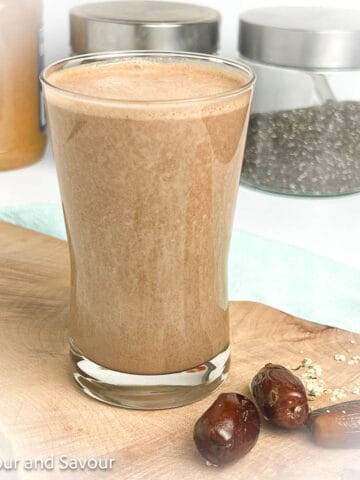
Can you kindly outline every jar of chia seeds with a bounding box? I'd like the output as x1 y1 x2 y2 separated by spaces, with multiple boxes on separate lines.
238 7 360 196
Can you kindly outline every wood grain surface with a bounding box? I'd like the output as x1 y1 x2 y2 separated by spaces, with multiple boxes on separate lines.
0 221 359 480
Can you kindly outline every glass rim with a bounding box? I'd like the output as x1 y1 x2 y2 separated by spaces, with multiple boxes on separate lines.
40 50 256 106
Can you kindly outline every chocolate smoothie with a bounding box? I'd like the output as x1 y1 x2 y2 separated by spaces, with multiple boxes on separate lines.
44 57 252 375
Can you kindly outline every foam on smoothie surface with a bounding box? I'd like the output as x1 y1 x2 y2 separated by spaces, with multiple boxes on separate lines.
48 60 248 102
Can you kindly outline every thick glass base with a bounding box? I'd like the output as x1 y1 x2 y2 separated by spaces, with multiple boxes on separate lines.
70 342 230 410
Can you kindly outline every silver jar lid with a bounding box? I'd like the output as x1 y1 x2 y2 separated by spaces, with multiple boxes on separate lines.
239 7 360 69
71 1 220 54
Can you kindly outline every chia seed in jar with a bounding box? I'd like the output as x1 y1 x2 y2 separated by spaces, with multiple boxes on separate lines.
238 7 360 196
244 101 360 195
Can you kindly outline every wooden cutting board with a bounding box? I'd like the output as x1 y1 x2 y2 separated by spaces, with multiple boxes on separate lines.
0 221 359 480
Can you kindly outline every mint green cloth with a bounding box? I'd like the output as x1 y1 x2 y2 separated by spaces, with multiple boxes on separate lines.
0 204 67 240
1 204 359 333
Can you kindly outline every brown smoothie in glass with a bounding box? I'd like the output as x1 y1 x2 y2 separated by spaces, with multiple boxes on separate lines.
45 59 251 375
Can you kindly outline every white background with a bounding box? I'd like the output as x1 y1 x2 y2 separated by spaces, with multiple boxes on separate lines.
1 0 360 268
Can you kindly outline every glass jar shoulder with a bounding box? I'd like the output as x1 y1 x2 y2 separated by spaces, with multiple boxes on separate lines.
239 56 360 113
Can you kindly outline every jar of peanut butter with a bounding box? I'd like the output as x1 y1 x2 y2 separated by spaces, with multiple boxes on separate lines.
0 0 46 170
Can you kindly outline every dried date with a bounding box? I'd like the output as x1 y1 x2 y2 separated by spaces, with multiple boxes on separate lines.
251 363 309 429
307 400 360 448
193 393 260 466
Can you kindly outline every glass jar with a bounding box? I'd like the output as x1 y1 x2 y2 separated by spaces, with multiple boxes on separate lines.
0 0 46 170
70 1 220 55
238 7 360 196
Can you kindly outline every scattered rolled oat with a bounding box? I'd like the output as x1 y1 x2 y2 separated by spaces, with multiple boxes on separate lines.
327 388 348 402
303 377 326 400
294 359 325 400
302 358 313 367
348 356 360 366
289 349 359 402
334 354 346 362
313 364 323 377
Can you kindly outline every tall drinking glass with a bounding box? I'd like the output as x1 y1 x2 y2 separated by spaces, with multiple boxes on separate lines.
41 52 255 409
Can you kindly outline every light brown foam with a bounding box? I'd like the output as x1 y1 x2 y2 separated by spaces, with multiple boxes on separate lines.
45 59 251 120
48 60 248 102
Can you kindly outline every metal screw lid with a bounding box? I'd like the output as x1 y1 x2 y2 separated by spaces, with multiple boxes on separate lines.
239 7 360 69
71 1 220 55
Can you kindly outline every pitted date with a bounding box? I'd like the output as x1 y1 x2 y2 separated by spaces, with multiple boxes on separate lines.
251 363 309 429
193 393 260 466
